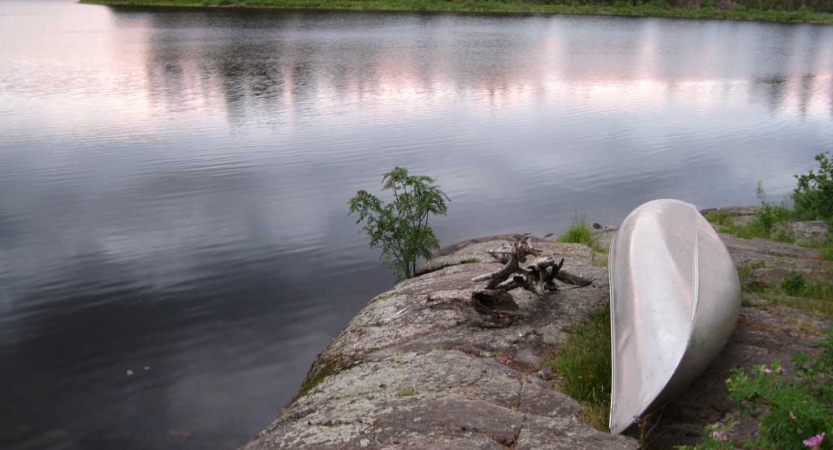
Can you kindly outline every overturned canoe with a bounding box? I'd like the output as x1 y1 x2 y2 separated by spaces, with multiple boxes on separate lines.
608 199 741 434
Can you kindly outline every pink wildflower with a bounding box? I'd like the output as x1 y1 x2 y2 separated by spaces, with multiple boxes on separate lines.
763 367 772 374
790 411 797 421
803 432 825 449
710 430 729 442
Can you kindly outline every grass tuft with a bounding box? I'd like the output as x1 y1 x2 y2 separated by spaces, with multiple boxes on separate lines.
748 270 833 318
558 215 594 246
558 214 610 254
813 238 833 261
547 305 611 431
776 272 833 302
704 211 734 227
708 208 832 260
579 401 610 431
764 294 833 317
822 242 833 261
591 253 608 267
711 212 794 242
705 186 796 243
736 260 766 283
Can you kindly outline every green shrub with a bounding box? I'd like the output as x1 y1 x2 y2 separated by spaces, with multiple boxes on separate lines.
767 272 833 302
348 167 449 280
710 182 794 241
793 152 833 221
782 272 807 295
682 327 833 450
755 182 796 238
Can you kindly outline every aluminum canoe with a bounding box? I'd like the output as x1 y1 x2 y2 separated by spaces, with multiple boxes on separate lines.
608 199 741 434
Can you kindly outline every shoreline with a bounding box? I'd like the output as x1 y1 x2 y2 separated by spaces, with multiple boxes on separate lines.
237 207 831 449
79 0 833 25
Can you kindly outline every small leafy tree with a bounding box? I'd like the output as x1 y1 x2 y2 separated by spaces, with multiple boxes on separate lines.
793 152 833 221
348 167 449 280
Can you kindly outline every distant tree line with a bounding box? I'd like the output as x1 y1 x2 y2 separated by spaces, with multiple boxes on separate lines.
544 0 833 13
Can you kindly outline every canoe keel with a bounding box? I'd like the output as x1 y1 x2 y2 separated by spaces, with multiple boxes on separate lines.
608 199 741 434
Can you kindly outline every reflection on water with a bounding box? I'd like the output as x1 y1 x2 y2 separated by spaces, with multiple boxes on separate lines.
1 1 832 449
136 11 833 123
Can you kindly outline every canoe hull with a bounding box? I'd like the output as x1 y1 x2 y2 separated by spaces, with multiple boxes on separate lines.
608 199 741 434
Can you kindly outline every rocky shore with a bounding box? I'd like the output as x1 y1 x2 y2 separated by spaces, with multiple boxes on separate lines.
241 207 832 450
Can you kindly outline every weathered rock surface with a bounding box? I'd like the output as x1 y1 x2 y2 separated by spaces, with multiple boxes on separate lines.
242 208 831 450
242 236 635 450
773 220 830 246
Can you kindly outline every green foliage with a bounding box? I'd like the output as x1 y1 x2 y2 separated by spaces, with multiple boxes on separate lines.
711 155 833 260
764 292 833 318
799 236 833 262
793 153 833 221
709 183 794 242
755 181 796 238
684 327 833 450
782 272 807 296
548 306 611 431
558 215 595 246
677 422 735 450
348 167 449 280
765 272 833 303
558 215 610 265
799 278 833 302
740 265 833 316
822 240 833 261
705 211 734 227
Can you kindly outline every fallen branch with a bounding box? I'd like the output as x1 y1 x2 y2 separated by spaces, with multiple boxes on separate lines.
554 270 593 287
472 238 593 297
393 237 594 329
473 238 541 289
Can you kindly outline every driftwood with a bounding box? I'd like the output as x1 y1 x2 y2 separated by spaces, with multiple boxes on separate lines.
392 238 594 329
473 238 592 298
473 239 540 288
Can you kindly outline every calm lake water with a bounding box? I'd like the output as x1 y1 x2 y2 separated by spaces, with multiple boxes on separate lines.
1 0 832 448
